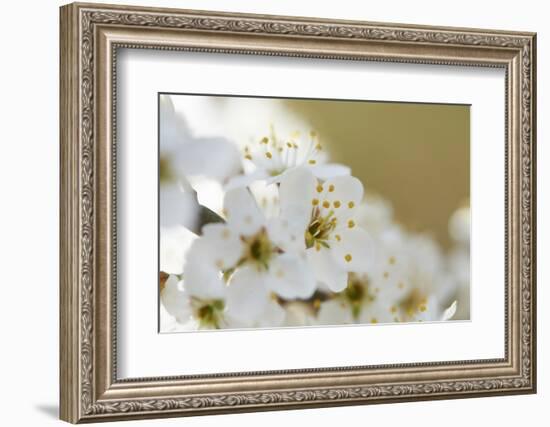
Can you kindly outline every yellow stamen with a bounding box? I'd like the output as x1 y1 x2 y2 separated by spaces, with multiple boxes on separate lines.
322 200 330 209
261 137 269 144
328 184 335 192
390 306 398 314
335 234 341 242
333 200 341 208
348 201 355 208
347 220 355 228
371 318 378 324
244 154 252 160
265 152 272 159
344 254 352 263
316 184 323 193
308 159 316 165
419 304 427 312
312 198 319 206
389 256 396 265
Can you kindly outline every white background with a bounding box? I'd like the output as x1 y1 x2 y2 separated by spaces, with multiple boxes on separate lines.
0 0 546 426
118 50 504 377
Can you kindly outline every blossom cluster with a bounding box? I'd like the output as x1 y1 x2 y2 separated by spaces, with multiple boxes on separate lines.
159 95 468 332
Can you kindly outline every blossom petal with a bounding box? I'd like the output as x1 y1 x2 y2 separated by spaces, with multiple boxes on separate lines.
283 302 316 326
200 223 244 270
183 238 227 299
266 217 305 253
190 178 225 216
174 137 242 182
266 253 316 299
225 170 269 191
316 300 353 325
322 175 364 208
309 163 351 180
223 187 265 236
256 301 286 328
225 266 270 324
306 247 348 292
160 225 198 274
358 302 395 325
441 300 458 321
159 183 199 230
160 276 192 323
331 228 373 273
159 95 189 152
279 167 317 234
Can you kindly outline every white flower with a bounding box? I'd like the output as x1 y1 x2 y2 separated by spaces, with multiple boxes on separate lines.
160 274 227 330
183 187 317 327
317 272 456 326
227 130 350 189
378 234 457 322
316 273 395 326
355 195 395 234
160 95 242 184
159 95 242 231
277 167 373 293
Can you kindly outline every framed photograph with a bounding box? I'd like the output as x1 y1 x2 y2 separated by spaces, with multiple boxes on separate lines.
60 2 537 423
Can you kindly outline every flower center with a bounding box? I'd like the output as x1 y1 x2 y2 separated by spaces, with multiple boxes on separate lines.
191 298 225 329
241 228 275 270
344 273 375 319
399 288 428 319
305 207 337 249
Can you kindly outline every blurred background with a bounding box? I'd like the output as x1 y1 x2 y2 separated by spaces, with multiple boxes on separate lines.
288 99 470 250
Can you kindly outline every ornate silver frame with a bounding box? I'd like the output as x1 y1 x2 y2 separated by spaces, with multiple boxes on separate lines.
60 2 537 423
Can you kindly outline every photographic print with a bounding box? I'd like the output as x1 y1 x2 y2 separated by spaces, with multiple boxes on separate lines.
159 94 470 332
60 5 536 420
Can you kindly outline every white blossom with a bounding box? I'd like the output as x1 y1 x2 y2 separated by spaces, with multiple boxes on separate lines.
160 274 227 330
227 129 350 189
277 167 373 293
183 187 317 327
